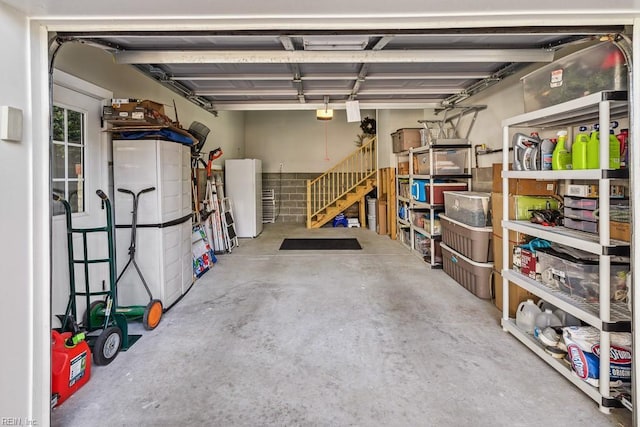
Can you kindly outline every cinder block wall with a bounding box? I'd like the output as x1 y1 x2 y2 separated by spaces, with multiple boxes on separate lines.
262 172 320 223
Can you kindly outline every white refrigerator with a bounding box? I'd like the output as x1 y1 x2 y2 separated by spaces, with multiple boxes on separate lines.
225 159 263 238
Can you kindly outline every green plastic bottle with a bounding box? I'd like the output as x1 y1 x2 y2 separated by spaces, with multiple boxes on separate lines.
571 126 589 170
551 130 571 170
586 127 621 170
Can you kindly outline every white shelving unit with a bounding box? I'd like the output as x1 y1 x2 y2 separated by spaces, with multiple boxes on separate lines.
500 91 632 412
395 143 472 268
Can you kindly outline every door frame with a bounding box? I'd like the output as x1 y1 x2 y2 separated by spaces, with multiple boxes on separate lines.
51 70 112 327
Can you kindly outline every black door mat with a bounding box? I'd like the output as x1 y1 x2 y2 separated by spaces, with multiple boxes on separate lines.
279 238 362 250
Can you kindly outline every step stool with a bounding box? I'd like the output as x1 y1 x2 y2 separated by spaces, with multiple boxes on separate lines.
347 218 360 228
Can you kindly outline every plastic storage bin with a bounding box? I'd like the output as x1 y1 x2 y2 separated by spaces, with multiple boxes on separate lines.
564 196 629 213
521 42 627 112
440 243 494 299
410 179 431 202
510 195 559 220
398 179 410 199
563 217 598 234
392 128 422 153
426 183 468 205
420 212 441 235
411 211 425 228
414 149 468 175
443 191 491 227
439 214 493 263
411 180 468 204
415 234 442 262
536 247 629 303
563 207 598 222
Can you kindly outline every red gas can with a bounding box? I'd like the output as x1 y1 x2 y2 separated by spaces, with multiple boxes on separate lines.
51 330 91 407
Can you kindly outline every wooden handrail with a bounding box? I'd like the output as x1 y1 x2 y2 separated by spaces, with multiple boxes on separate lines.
306 137 377 226
308 137 376 187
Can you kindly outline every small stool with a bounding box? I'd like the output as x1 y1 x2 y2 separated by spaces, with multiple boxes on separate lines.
333 213 348 227
347 218 360 228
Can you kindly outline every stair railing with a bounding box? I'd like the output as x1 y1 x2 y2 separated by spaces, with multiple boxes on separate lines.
306 137 376 227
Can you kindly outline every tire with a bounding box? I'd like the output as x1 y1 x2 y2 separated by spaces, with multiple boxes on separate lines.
143 299 163 330
83 300 106 331
93 326 122 366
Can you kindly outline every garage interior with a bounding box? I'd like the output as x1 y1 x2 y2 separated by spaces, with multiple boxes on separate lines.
1 3 639 427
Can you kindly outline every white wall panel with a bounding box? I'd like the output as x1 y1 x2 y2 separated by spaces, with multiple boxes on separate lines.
54 43 246 168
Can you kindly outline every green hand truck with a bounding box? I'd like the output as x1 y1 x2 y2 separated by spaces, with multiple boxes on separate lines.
83 187 163 332
53 189 140 366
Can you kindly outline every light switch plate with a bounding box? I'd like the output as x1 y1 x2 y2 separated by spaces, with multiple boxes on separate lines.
1 106 23 142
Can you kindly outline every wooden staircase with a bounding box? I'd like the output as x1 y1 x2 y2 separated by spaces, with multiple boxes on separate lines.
306 137 377 228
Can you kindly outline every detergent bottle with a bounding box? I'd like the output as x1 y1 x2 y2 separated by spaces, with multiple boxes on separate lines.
551 130 571 170
617 128 629 168
586 123 621 169
539 138 556 171
571 126 590 170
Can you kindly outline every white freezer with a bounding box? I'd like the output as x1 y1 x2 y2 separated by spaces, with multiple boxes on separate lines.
225 159 263 238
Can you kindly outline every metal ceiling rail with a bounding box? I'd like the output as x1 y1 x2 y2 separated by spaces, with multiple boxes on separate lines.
205 99 444 110
170 72 493 81
58 26 624 38
193 88 463 97
349 36 393 100
114 48 554 64
279 35 306 103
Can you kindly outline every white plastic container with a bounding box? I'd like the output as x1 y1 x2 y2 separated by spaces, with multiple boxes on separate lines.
534 309 562 338
553 308 581 327
516 299 541 335
443 191 491 227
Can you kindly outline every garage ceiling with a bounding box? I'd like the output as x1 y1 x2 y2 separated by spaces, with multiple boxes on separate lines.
57 27 624 112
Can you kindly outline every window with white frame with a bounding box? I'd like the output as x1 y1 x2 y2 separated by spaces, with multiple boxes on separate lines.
52 105 85 215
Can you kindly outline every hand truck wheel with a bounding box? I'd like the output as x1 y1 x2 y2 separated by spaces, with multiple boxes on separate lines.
93 326 122 366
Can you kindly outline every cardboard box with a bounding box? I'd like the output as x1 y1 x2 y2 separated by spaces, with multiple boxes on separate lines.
397 162 409 175
103 99 170 127
493 270 539 318
492 163 558 195
610 220 630 242
392 128 422 153
515 247 537 280
493 235 525 273
566 184 626 198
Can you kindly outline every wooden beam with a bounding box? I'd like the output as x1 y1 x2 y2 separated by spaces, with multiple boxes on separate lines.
359 196 366 230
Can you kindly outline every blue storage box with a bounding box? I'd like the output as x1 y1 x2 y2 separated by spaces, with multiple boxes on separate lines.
411 179 431 202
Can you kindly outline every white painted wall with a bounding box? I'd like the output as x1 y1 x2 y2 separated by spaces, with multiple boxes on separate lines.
244 109 375 172
4 1 637 29
0 3 46 425
54 43 246 165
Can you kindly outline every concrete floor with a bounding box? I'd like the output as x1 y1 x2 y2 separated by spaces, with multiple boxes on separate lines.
52 223 631 426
